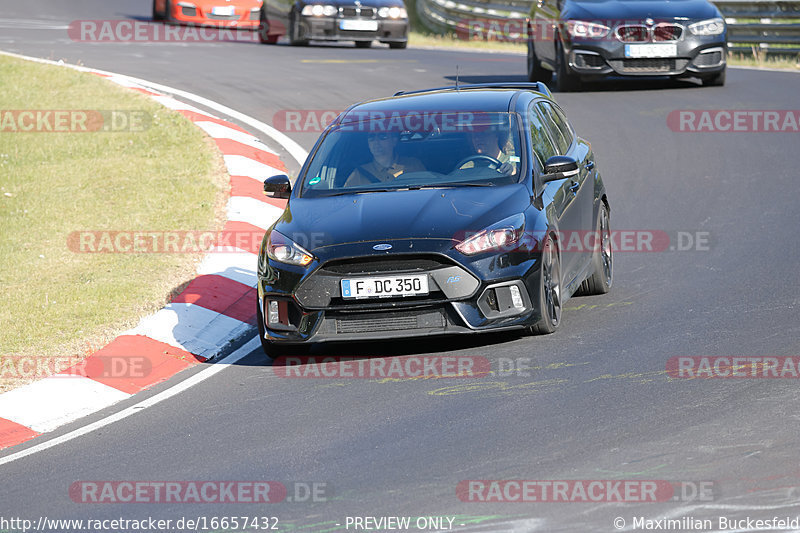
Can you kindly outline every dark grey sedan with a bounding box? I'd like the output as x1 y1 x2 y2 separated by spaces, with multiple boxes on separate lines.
259 0 408 47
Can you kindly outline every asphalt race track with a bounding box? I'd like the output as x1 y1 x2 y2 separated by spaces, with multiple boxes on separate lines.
2 1 800 531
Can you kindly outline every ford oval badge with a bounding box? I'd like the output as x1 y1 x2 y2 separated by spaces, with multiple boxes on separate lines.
373 243 392 251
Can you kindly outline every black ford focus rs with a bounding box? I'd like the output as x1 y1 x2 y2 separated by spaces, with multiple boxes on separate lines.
256 83 612 355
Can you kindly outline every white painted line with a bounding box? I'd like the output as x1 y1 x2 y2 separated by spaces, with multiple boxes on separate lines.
0 338 261 466
224 154 285 180
197 249 258 286
0 377 130 433
226 196 284 230
123 303 251 359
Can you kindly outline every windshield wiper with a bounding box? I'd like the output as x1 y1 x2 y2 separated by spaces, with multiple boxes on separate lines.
417 182 495 189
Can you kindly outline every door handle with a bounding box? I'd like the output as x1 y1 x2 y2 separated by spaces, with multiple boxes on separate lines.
585 161 595 171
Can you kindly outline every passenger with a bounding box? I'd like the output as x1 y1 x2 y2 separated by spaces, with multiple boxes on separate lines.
345 131 424 187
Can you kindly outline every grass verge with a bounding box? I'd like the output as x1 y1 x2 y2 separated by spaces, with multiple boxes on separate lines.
0 55 229 393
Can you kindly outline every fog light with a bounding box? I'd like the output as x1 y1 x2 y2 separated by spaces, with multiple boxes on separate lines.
267 300 279 325
509 285 524 309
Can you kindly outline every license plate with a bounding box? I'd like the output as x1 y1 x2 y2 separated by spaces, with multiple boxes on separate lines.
339 19 378 31
624 44 677 58
212 6 236 16
341 275 428 299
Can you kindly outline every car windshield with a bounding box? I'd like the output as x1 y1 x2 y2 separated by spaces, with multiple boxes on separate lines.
299 111 523 197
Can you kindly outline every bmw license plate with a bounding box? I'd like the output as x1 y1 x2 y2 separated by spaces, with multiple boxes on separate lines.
339 19 378 31
212 6 236 16
624 44 677 58
341 275 429 299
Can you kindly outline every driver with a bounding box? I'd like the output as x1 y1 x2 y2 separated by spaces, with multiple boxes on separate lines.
345 130 424 187
459 125 517 175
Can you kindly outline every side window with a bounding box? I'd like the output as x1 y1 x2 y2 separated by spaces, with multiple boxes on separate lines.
536 102 573 155
527 103 558 169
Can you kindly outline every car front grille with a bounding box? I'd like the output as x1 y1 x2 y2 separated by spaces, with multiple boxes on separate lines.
321 256 450 275
654 23 683 41
340 6 376 18
608 58 689 73
206 13 238 20
615 23 683 42
616 24 648 42
335 309 445 334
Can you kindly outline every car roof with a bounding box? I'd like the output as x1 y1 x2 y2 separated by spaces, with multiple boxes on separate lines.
336 83 553 126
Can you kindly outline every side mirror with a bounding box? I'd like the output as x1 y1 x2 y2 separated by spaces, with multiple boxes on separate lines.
263 175 291 199
542 155 579 183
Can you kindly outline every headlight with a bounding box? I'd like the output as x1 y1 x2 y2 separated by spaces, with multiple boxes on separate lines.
378 6 407 18
265 230 315 266
566 20 610 39
456 214 525 255
688 17 725 36
301 4 336 16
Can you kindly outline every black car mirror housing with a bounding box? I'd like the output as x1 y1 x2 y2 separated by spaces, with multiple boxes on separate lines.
542 155 579 183
264 175 292 199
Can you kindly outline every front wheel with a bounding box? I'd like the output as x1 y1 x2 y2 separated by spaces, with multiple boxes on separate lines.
702 66 726 87
577 202 613 295
527 38 552 83
152 0 165 20
388 41 407 49
289 12 309 46
355 40 372 48
258 9 280 44
555 39 581 92
528 235 562 335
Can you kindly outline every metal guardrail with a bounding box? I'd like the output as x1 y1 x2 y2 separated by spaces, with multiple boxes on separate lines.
415 0 800 54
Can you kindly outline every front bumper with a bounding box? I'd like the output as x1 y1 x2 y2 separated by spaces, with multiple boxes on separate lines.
169 3 261 29
258 250 544 344
565 34 727 78
298 15 408 42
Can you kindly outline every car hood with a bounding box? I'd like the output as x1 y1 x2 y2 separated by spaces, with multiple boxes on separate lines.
273 184 531 256
565 0 720 21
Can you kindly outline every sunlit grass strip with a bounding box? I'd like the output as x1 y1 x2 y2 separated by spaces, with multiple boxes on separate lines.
0 55 228 392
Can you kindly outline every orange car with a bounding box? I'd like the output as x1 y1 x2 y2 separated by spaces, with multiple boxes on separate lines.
152 0 263 29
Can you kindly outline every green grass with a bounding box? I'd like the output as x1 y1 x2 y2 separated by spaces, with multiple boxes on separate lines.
0 55 228 392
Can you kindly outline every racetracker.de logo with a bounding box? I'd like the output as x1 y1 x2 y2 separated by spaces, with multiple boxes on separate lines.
0 110 149 133
70 481 287 503
68 20 264 43
456 480 677 502
667 110 800 132
272 110 511 133
0 356 152 380
272 356 491 379
667 356 800 378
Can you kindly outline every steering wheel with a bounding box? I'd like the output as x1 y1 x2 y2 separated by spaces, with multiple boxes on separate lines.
454 154 504 172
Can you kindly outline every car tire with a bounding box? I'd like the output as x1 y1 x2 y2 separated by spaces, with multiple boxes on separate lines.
258 9 280 44
289 11 309 46
152 0 164 21
162 0 173 23
388 41 407 49
527 38 552 83
355 40 372 48
555 39 581 92
528 235 562 335
576 202 613 295
702 66 726 87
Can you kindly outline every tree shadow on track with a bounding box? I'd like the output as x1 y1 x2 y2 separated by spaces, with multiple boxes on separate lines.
443 74 704 93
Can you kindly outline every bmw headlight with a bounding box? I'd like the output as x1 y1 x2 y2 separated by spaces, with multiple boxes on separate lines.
378 6 407 18
264 230 315 267
302 4 337 17
566 20 610 39
456 214 525 255
688 17 725 36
